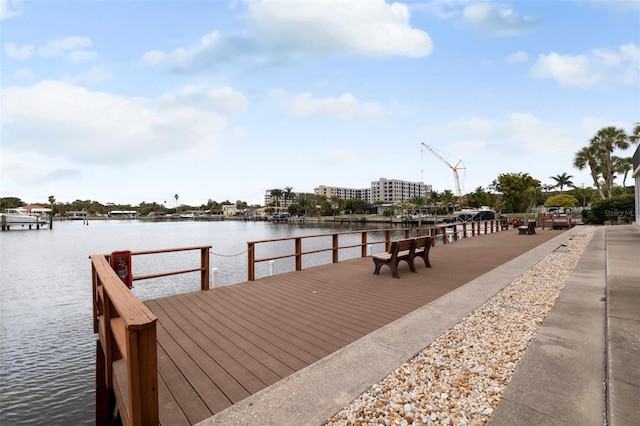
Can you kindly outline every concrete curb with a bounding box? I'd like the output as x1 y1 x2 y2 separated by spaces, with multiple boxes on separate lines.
197 228 583 426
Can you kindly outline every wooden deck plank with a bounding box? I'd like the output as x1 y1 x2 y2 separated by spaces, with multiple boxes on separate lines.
150 298 253 404
154 342 212 425
174 291 319 369
146 228 565 424
191 289 338 357
158 374 190 426
214 284 357 346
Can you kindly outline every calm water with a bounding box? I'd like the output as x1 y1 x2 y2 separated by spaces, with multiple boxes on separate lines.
0 219 398 425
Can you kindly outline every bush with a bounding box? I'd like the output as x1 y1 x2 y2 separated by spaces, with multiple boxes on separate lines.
583 194 635 224
544 194 578 208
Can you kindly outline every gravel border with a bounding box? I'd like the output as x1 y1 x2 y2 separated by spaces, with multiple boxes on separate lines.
325 227 594 426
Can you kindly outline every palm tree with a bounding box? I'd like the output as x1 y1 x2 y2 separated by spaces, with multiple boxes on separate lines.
270 189 283 207
174 194 179 209
573 145 606 200
283 186 295 205
589 126 629 198
48 195 55 228
629 122 640 144
441 189 457 214
613 156 633 188
550 173 574 192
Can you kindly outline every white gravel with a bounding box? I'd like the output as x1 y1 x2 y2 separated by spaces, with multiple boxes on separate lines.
325 227 594 426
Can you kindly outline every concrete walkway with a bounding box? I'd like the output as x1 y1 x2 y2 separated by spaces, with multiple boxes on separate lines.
197 225 640 426
490 224 640 425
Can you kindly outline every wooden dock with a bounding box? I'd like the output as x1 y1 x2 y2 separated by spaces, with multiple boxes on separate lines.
130 228 564 425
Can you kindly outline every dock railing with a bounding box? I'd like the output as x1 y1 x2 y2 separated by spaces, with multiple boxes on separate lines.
247 219 508 281
92 245 211 426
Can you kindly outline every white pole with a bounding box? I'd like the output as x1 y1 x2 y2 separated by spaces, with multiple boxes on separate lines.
212 268 218 288
367 244 372 256
269 260 275 276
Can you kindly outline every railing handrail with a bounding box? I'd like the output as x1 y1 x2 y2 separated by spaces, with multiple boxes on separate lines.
103 245 212 290
92 246 211 426
92 254 158 426
247 219 508 280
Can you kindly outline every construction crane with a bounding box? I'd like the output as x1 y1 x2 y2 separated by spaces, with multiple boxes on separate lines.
421 142 466 197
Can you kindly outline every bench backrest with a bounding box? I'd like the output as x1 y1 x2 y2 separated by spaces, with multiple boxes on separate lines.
415 236 430 251
392 238 415 254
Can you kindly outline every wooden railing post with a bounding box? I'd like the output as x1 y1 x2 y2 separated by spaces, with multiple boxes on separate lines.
201 247 210 290
452 224 458 241
361 232 367 257
295 237 303 270
462 222 467 238
332 234 339 263
126 324 158 426
248 242 255 281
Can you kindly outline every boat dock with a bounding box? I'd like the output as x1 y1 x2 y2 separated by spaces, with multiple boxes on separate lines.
91 221 640 425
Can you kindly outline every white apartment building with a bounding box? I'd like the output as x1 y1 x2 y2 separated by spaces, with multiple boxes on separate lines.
264 190 310 207
314 178 431 204
314 185 371 201
370 178 431 204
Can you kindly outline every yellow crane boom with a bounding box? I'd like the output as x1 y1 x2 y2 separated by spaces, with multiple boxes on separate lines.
421 142 465 197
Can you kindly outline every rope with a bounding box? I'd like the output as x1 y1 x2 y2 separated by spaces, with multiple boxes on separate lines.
209 248 249 257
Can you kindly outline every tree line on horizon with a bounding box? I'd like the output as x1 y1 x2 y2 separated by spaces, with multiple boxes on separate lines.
2 125 637 216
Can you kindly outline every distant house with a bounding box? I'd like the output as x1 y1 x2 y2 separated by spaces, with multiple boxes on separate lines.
108 210 138 219
23 204 52 217
66 211 87 220
222 205 238 216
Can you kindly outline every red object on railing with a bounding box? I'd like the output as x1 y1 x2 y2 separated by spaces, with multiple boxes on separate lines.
110 250 132 288
513 218 521 227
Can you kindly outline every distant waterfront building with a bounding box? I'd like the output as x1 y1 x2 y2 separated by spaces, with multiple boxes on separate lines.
314 185 371 201
314 178 431 204
370 178 431 204
264 189 311 207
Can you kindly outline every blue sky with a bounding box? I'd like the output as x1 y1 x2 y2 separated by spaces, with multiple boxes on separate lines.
1 0 639 207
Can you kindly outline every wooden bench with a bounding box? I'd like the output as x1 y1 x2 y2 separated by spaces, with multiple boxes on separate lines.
412 236 432 268
518 221 536 235
372 238 416 278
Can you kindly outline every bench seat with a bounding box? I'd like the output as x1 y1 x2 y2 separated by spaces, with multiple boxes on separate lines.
372 238 416 278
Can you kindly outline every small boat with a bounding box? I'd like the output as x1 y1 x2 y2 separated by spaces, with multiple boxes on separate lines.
1 208 40 225
442 206 505 224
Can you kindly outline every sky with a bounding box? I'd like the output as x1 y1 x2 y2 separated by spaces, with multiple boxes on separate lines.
1 0 639 207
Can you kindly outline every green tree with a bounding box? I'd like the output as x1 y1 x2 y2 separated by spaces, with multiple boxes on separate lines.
612 156 633 188
583 126 630 199
573 144 606 200
494 172 541 213
174 194 179 208
270 189 283 207
465 187 496 209
550 173 574 192
283 186 295 205
544 194 579 209
441 190 457 214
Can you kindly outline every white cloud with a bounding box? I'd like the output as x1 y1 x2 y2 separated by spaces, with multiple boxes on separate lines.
1 81 242 165
532 43 640 88
506 50 529 63
284 92 382 119
4 41 34 59
462 2 536 37
4 36 97 62
14 67 34 78
62 67 112 84
142 0 432 70
246 0 432 57
157 85 248 115
0 0 21 19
